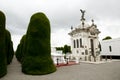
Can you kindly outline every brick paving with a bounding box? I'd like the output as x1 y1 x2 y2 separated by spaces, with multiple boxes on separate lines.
1 57 120 80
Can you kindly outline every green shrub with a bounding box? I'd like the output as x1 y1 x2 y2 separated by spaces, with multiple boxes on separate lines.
5 30 14 64
0 11 14 78
0 11 7 78
16 35 26 63
22 12 56 75
102 36 112 40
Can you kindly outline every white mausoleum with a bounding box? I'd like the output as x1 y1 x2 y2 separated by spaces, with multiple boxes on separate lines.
100 38 120 59
68 10 101 62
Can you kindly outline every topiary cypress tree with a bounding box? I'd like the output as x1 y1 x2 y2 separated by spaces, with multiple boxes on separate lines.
0 11 14 78
5 30 14 64
22 12 56 75
0 11 7 78
16 35 26 63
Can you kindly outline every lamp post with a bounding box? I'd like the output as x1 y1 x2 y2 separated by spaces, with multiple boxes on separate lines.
56 58 59 65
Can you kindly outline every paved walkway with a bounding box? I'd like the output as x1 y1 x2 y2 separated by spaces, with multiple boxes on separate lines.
1 57 120 80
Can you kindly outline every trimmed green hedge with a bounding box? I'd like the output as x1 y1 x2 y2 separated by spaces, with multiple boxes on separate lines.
0 11 7 78
16 35 26 63
22 12 56 75
15 12 56 75
5 30 14 64
22 56 56 75
0 11 14 78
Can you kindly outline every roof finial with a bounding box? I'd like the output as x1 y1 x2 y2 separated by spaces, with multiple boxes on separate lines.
91 19 97 27
91 19 94 25
71 26 73 30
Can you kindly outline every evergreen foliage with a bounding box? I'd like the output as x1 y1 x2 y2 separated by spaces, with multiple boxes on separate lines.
63 45 71 54
5 30 14 64
21 12 56 75
16 35 26 63
0 11 14 78
56 47 64 51
102 36 112 40
0 11 7 77
0 11 7 78
56 45 71 54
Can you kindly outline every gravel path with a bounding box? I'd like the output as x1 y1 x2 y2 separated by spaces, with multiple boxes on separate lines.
1 57 120 80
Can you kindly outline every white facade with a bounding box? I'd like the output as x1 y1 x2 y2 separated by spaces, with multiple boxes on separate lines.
100 38 120 56
51 47 65 64
68 10 101 61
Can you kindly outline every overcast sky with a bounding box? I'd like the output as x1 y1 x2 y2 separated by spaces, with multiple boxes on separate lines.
0 0 120 50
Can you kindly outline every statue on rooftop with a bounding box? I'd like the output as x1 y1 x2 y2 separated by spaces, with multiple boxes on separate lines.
80 9 85 21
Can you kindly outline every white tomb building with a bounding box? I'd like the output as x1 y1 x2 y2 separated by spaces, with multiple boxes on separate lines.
100 38 120 59
68 10 101 62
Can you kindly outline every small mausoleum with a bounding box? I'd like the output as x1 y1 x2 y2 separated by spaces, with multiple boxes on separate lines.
68 9 101 62
100 38 120 59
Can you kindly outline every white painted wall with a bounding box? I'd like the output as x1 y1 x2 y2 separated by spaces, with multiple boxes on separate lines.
51 47 66 64
100 38 120 56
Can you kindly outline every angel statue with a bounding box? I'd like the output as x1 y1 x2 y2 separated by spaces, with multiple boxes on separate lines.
80 9 85 21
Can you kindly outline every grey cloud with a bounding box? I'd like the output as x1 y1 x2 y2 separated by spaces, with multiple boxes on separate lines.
0 0 120 39
5 12 28 35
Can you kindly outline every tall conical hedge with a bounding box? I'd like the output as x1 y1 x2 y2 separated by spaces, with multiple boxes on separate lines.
0 11 14 78
21 12 56 75
5 30 14 65
0 11 7 78
16 35 26 63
